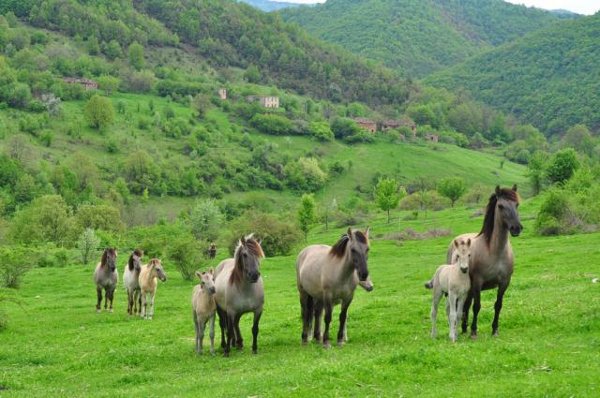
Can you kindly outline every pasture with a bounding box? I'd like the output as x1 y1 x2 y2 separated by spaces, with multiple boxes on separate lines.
1 205 599 397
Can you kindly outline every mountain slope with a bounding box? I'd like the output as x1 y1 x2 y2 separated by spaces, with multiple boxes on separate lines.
280 0 569 77
238 0 306 12
426 13 600 134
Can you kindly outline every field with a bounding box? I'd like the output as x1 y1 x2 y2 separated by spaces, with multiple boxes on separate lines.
1 202 599 397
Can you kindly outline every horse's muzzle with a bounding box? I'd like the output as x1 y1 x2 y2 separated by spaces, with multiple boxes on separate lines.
510 224 523 237
460 268 468 274
248 273 260 283
209 287 216 294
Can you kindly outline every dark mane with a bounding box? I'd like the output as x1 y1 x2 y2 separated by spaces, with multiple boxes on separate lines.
230 237 264 286
478 188 520 245
329 234 350 258
127 249 143 271
101 248 116 267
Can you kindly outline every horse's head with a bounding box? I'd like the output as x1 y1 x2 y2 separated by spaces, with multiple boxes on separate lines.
347 227 370 283
196 268 216 294
129 249 143 272
235 234 265 284
149 258 167 282
452 238 471 274
102 248 118 272
495 185 523 237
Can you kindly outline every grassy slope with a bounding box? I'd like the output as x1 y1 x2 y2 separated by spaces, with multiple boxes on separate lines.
1 202 598 397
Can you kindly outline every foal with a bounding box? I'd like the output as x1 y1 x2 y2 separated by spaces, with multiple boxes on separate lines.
192 269 217 355
426 238 471 342
139 258 167 320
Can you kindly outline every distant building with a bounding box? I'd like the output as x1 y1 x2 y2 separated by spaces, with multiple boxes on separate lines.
425 133 439 143
260 96 279 108
62 77 98 90
353 117 377 133
218 88 227 100
381 117 416 135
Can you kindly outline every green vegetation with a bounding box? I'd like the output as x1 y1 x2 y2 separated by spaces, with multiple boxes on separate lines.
0 201 599 396
281 0 566 78
427 14 600 135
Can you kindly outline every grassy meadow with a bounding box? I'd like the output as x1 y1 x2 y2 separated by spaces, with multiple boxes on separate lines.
1 202 599 397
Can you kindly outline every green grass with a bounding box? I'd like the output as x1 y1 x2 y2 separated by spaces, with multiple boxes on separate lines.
1 203 598 397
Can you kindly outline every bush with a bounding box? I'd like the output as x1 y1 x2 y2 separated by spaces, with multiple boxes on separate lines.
228 211 302 257
167 237 203 281
250 113 293 136
0 246 35 288
535 189 576 235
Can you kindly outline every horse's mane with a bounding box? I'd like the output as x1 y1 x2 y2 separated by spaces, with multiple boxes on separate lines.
230 235 264 286
329 230 367 258
101 248 116 267
478 187 520 245
127 249 143 271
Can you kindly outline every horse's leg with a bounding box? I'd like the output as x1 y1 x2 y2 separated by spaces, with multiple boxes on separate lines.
96 287 102 312
234 313 243 349
127 289 132 315
199 317 206 355
461 290 473 334
313 300 323 343
209 314 216 355
431 288 442 338
251 309 262 355
136 290 142 316
299 289 312 344
216 306 227 350
322 298 333 349
337 298 353 346
456 296 466 341
225 312 235 357
470 283 482 339
141 291 147 319
193 311 201 354
148 291 155 319
492 281 510 336
448 292 457 342
108 287 115 313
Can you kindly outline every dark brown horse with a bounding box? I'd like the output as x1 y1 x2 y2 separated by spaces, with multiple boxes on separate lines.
447 185 522 338
93 248 118 312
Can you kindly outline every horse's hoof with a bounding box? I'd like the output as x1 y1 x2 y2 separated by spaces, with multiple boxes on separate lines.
492 331 499 337
96 309 101 313
223 352 230 358
337 340 344 347
109 309 113 313
323 342 331 349
252 349 258 355
470 333 478 340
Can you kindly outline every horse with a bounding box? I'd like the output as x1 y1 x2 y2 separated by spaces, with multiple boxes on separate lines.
123 249 143 316
447 185 522 338
214 235 265 357
93 248 118 313
192 269 217 355
207 243 217 259
296 227 372 348
139 258 167 320
426 238 472 342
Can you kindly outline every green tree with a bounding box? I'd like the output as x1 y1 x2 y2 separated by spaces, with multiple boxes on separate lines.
298 193 316 241
189 199 223 242
77 228 101 265
546 148 579 185
309 121 334 141
128 41 145 70
527 151 546 195
9 195 72 246
84 95 115 129
561 124 594 156
374 177 405 223
97 75 120 96
437 177 467 207
244 64 260 83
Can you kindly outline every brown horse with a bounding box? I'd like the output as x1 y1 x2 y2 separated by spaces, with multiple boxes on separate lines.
93 248 118 312
214 235 265 356
296 227 372 348
447 185 522 338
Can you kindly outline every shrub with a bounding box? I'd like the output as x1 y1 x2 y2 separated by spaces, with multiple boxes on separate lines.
228 211 302 257
535 189 575 235
77 228 101 265
0 246 35 288
167 237 203 281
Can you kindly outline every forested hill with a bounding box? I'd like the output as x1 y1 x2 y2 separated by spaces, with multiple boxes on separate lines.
280 0 570 78
426 13 600 135
238 0 306 12
5 0 410 108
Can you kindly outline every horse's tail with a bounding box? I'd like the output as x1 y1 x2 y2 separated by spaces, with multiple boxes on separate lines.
424 280 433 289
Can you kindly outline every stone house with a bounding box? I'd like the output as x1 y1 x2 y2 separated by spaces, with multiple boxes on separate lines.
259 96 279 108
353 117 377 133
62 77 98 90
218 88 227 100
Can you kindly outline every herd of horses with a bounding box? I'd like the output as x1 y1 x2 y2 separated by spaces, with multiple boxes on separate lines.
92 185 522 355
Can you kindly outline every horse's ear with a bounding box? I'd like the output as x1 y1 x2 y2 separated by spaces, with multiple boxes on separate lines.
495 185 501 195
208 268 214 275
512 184 518 192
364 226 370 238
347 227 353 240
453 239 459 248
241 236 246 245
466 238 471 247
195 271 202 279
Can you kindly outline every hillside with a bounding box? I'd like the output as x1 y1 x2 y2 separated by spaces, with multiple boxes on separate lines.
426 13 600 135
280 0 568 77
